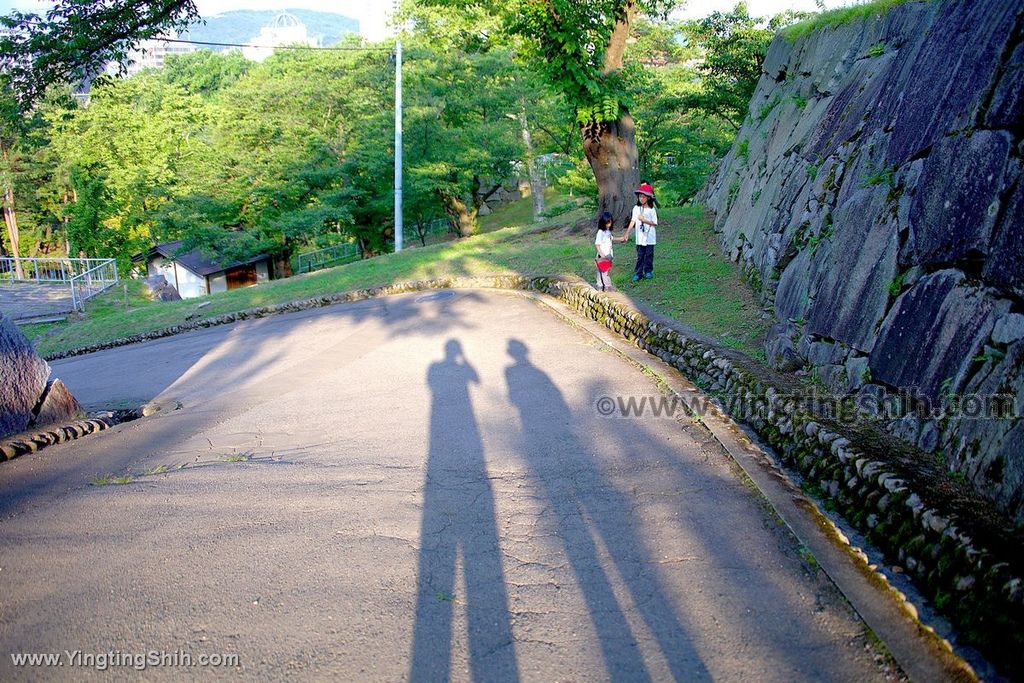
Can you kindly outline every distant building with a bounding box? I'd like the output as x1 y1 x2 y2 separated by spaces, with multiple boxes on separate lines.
107 30 195 78
243 12 318 62
132 241 272 299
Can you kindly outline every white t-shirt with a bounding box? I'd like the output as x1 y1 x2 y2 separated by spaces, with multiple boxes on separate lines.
631 205 658 246
595 229 614 258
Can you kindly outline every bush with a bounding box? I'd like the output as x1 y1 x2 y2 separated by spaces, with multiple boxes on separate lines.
782 0 923 43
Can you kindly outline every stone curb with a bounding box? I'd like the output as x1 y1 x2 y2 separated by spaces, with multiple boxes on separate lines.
41 274 1024 675
0 412 140 462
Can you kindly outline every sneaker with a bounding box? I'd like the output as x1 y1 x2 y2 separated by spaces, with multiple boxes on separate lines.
631 275 640 283
644 273 653 279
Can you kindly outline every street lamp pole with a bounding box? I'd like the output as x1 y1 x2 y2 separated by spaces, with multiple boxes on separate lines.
394 39 404 252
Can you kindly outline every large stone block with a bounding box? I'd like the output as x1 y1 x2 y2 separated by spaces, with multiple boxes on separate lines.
986 34 1024 130
869 271 1008 400
774 249 813 323
884 0 1022 165
946 339 1024 520
909 131 1012 268
983 174 1024 297
764 321 804 372
0 311 51 438
32 379 84 428
143 274 182 302
806 51 898 161
807 186 899 353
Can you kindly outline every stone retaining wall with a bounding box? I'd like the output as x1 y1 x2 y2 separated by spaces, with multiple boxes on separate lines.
697 0 1024 523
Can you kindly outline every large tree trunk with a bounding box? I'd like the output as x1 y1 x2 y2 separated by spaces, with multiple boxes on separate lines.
2 185 24 278
582 112 640 231
444 194 478 237
273 254 293 280
1 145 24 278
580 0 639 232
519 108 546 221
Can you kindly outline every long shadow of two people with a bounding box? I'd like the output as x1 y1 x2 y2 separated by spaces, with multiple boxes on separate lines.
412 339 705 681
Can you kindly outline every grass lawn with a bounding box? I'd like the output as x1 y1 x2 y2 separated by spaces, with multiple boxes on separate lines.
478 187 585 232
22 200 771 360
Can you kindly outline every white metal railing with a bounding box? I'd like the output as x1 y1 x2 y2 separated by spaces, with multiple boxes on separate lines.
296 242 362 274
0 256 119 311
70 259 119 311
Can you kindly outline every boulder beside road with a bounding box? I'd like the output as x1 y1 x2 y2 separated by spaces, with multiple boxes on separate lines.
0 311 82 439
143 274 182 302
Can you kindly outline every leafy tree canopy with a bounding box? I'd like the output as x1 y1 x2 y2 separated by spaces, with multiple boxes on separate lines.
682 2 786 130
1 0 198 106
417 0 679 123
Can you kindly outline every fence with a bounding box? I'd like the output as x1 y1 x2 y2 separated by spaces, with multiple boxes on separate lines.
408 218 457 245
295 242 362 274
0 256 119 311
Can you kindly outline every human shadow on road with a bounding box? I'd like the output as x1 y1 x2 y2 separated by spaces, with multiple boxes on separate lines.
410 339 519 682
504 339 710 682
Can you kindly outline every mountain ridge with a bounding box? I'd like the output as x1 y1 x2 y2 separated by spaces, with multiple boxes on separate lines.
182 9 359 48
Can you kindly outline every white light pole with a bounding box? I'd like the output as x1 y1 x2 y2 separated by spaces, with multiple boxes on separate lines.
394 39 403 252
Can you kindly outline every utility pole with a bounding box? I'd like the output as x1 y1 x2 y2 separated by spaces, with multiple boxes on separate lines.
394 39 403 252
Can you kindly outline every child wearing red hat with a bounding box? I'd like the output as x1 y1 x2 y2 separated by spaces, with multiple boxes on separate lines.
617 182 658 282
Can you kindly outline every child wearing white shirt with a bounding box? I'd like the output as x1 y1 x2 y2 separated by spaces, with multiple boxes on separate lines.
594 211 615 291
617 182 659 282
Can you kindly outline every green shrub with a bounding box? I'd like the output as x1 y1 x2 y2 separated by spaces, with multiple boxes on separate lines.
867 42 886 57
737 138 750 163
758 95 782 120
861 164 896 188
887 271 906 297
727 178 742 207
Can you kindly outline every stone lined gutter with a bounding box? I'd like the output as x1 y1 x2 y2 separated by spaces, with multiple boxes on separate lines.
39 274 1023 676
0 410 141 462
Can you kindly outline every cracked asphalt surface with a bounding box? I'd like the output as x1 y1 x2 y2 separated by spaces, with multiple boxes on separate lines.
1 290 897 681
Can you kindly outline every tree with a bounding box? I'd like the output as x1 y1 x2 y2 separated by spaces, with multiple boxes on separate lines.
402 42 524 236
420 0 679 228
622 17 735 205
64 168 112 260
397 6 533 234
682 3 776 131
1 1 199 107
1 87 81 260
0 91 25 273
162 50 251 96
41 71 211 267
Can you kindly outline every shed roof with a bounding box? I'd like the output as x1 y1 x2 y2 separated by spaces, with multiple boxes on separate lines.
134 240 269 277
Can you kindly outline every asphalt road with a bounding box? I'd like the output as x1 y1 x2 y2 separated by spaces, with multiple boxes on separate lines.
0 290 896 681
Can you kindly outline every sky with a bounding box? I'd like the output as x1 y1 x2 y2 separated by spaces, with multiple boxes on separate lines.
1 0 852 41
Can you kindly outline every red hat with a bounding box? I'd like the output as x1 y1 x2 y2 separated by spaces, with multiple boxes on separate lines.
636 183 655 198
